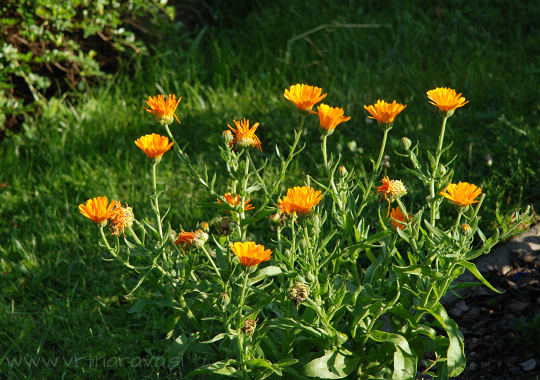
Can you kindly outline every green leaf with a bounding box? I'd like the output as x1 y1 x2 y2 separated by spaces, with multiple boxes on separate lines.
303 350 360 379
368 330 417 380
392 264 444 280
457 260 503 293
186 359 239 378
420 303 466 377
249 265 282 285
246 358 282 376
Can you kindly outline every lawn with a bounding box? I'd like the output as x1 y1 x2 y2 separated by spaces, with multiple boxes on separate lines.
0 1 538 377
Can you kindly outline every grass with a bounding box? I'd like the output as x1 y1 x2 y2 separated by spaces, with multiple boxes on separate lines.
0 0 538 376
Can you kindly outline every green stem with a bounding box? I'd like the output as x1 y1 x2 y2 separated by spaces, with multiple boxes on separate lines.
236 268 251 378
247 150 271 199
357 128 390 217
272 115 305 195
152 161 163 239
429 116 449 226
200 245 224 287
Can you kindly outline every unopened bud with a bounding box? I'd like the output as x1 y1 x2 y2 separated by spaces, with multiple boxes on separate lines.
401 137 411 150
269 212 286 226
461 223 472 235
220 292 230 307
222 130 233 145
169 229 178 243
438 164 447 175
338 165 348 178
200 221 209 232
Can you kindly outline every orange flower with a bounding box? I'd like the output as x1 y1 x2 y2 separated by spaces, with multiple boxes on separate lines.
218 193 254 211
144 94 181 125
175 230 208 252
227 119 262 151
390 207 410 230
426 87 468 115
312 104 351 132
376 177 407 216
364 100 406 128
135 133 174 160
284 84 327 112
108 203 134 236
439 182 482 207
278 186 322 216
79 196 118 225
231 241 272 267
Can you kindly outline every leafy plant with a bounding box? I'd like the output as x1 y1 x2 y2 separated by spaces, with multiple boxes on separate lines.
79 86 531 378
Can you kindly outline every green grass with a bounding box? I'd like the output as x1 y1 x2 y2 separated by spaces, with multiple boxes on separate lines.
1 0 538 376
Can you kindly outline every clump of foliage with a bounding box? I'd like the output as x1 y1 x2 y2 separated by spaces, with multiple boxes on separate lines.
0 0 173 133
80 86 531 378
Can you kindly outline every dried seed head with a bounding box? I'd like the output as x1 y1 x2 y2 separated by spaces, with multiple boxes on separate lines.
289 282 310 307
241 318 257 336
401 137 412 150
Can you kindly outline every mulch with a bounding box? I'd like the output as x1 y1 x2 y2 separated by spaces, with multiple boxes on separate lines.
449 249 540 379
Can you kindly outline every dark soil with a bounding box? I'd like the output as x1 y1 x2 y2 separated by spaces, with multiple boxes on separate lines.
450 249 540 379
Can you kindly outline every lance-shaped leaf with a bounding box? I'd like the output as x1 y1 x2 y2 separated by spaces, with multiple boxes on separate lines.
303 350 360 379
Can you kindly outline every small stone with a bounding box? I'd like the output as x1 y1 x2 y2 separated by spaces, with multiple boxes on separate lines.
450 300 470 317
508 301 529 314
520 358 536 372
501 265 513 275
469 362 478 371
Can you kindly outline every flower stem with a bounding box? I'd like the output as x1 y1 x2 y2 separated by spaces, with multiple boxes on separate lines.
357 128 390 217
200 245 224 287
152 162 163 239
429 115 449 226
272 114 305 195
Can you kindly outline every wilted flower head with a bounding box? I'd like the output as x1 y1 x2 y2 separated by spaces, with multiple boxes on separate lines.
241 318 258 336
289 281 310 308
108 203 134 236
312 104 351 133
376 177 407 216
175 230 208 252
79 196 118 226
227 119 262 151
439 182 482 207
390 207 410 230
284 84 327 112
135 133 174 161
144 94 181 125
214 216 235 236
231 241 272 267
426 87 469 117
462 223 472 235
218 193 254 211
222 130 233 145
278 186 323 216
364 100 406 129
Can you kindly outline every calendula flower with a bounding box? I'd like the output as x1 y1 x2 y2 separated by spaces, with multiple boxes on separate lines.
135 133 174 161
231 241 272 267
108 203 134 236
227 119 262 151
278 186 322 216
175 229 209 252
79 196 118 226
312 104 351 133
390 207 410 230
439 182 482 207
218 193 254 211
284 84 327 112
364 100 407 129
144 94 181 125
376 177 407 216
426 87 469 116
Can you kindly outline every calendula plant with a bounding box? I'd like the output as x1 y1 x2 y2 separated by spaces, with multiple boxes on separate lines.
79 86 531 379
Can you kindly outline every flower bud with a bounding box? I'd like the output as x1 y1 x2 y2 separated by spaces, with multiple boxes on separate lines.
486 153 493 167
269 212 286 226
222 130 233 145
169 229 177 243
438 163 447 175
200 221 209 232
220 292 230 307
338 165 348 178
461 223 472 235
401 137 412 150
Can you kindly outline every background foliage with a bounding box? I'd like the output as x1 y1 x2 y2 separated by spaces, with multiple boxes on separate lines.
0 0 538 377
